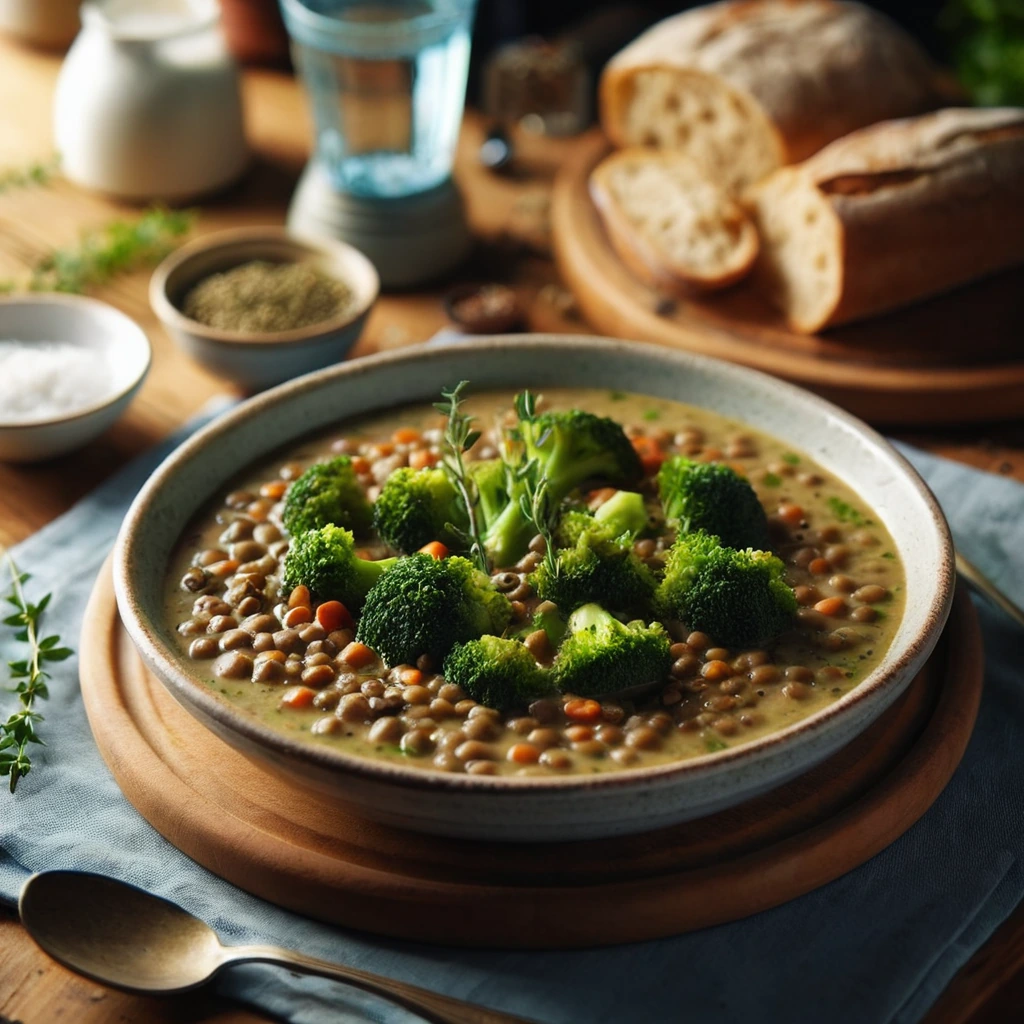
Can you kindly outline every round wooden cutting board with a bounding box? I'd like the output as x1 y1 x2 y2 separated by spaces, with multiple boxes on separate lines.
80 559 983 949
551 131 1024 426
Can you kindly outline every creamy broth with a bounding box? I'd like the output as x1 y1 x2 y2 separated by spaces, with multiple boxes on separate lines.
165 389 905 776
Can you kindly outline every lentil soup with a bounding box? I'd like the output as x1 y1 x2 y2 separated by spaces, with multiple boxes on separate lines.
165 389 905 777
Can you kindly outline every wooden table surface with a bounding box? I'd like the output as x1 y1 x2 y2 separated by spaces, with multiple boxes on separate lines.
0 38 1022 1024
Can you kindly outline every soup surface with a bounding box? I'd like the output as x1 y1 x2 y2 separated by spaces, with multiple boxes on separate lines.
165 388 905 776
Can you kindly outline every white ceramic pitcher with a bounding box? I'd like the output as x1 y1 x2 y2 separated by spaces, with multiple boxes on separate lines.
54 0 249 201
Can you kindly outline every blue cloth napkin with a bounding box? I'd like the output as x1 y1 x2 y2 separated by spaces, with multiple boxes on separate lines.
1 402 1023 1024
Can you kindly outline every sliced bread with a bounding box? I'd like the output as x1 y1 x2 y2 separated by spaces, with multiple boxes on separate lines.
746 107 1024 333
590 148 759 292
600 0 956 195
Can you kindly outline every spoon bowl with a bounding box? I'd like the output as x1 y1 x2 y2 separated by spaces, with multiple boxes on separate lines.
19 870 533 1023
19 870 223 993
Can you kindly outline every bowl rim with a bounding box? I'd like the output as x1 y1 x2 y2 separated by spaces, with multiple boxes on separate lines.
148 225 381 348
114 335 955 794
0 294 152 430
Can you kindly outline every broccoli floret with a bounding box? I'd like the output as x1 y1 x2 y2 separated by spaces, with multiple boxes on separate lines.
281 457 373 538
531 521 656 613
656 530 797 648
529 602 567 648
482 409 642 568
282 524 397 607
594 489 649 537
469 459 509 531
552 603 671 698
657 456 771 551
443 635 553 711
554 490 648 547
356 554 511 667
373 467 465 554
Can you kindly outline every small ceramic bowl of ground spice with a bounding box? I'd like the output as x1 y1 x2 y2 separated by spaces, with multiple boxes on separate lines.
150 227 379 391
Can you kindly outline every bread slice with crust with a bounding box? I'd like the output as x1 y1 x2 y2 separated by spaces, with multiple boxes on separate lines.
590 148 759 292
600 0 956 196
746 107 1024 333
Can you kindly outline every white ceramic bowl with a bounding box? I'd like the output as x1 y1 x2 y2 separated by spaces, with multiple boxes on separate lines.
150 227 380 392
113 337 954 841
0 295 151 463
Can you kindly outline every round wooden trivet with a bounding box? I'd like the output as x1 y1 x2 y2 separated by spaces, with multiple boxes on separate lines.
551 130 1024 426
80 559 983 949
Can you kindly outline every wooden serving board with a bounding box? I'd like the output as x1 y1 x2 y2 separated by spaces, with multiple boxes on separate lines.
551 131 1024 426
80 558 983 949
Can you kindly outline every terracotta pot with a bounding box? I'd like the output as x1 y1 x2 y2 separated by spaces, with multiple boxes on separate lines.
218 0 291 67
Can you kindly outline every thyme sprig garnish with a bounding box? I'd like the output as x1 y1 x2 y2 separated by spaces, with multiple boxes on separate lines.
1 556 72 793
510 390 559 578
435 381 489 574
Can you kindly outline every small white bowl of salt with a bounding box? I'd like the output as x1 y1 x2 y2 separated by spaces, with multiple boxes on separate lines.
0 295 151 462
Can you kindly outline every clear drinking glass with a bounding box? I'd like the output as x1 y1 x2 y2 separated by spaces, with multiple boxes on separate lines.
280 0 477 199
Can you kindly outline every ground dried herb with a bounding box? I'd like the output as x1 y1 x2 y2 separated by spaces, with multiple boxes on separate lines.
183 260 352 333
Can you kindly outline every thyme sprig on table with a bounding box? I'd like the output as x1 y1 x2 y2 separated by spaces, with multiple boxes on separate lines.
0 154 60 196
0 206 195 295
0 556 72 793
435 381 490 574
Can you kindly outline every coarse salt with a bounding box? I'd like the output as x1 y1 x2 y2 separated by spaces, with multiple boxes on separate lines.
0 340 118 424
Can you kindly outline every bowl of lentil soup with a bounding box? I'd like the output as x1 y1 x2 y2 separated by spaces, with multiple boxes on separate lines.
114 336 953 841
150 226 379 391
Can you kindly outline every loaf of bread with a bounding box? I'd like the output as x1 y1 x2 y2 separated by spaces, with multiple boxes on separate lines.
600 0 956 195
746 107 1024 333
590 148 759 292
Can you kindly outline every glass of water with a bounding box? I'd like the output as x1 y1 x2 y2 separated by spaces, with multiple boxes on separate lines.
280 0 477 199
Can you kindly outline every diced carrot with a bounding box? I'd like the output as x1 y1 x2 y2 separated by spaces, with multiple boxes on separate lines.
777 504 805 526
255 650 286 663
726 462 748 477
260 480 288 500
283 605 312 628
287 585 311 610
316 600 353 632
408 449 438 470
207 559 239 578
418 540 449 560
631 436 666 476
371 442 395 458
586 487 618 511
393 427 422 445
280 686 317 709
808 557 831 575
354 548 374 560
399 667 424 686
564 698 602 723
507 743 540 765
700 447 724 462
815 597 847 617
340 641 376 669
351 456 371 474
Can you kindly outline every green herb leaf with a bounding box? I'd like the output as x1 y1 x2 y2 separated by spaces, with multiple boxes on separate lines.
762 473 783 487
781 453 800 466
826 496 870 526
436 382 489 574
0 555 68 793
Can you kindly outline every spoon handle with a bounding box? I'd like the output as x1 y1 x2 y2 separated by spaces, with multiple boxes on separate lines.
956 551 1024 630
224 945 537 1024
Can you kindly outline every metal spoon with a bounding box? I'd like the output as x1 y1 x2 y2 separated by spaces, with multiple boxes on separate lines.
956 550 1024 630
19 870 535 1024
